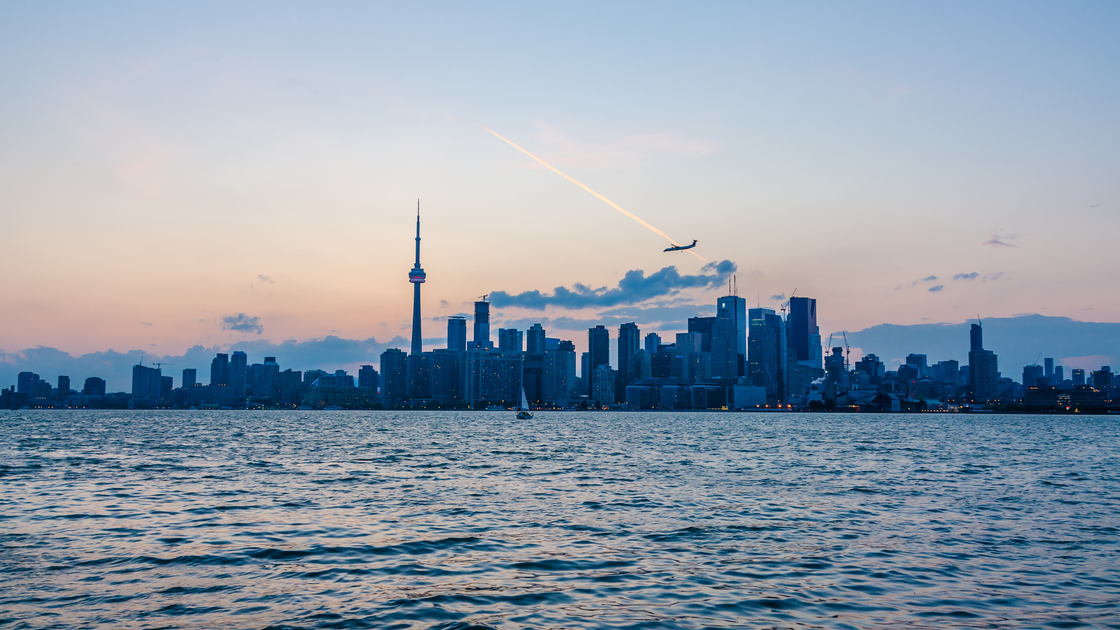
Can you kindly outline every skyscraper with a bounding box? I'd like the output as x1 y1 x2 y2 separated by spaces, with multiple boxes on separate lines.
968 322 999 401
472 300 491 350
644 333 661 355
711 304 738 379
409 203 426 356
447 316 467 352
748 307 784 401
380 348 408 407
526 323 546 355
716 295 747 376
788 297 820 366
687 317 715 353
231 351 248 397
210 353 229 387
589 325 610 372
498 328 523 355
544 340 577 405
182 368 197 389
617 322 641 400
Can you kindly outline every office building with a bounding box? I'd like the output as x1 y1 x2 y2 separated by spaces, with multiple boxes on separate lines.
788 297 821 367
748 307 784 400
687 317 715 353
644 333 661 355
716 295 747 376
1072 369 1086 386
1023 364 1044 387
1044 358 1054 379
57 375 70 399
428 350 461 401
968 323 1000 401
182 368 197 389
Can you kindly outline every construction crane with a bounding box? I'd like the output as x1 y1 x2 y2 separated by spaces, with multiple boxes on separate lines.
842 331 851 372
780 288 798 317
478 294 489 302
152 362 174 370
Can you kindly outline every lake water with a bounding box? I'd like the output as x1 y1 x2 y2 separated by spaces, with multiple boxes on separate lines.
1 411 1118 628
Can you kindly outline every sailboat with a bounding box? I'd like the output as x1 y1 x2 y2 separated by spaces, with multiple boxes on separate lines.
515 386 533 419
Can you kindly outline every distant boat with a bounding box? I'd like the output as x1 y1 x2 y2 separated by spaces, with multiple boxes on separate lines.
515 386 533 420
485 405 505 411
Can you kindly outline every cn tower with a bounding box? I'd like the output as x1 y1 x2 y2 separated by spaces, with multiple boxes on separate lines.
408 200 426 356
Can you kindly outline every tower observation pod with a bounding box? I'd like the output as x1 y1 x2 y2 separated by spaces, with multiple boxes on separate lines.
409 201 425 356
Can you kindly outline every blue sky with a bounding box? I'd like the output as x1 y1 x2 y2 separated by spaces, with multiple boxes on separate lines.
1 1 1118 369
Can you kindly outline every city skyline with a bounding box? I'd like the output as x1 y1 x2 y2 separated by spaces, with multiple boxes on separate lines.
2 2 1118 364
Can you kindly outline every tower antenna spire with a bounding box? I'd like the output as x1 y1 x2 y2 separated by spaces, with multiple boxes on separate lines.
408 199 427 356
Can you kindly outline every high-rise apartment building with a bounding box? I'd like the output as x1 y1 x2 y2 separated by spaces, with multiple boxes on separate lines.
447 317 467 352
788 297 820 367
472 300 491 350
644 333 662 355
498 328 523 355
182 368 197 389
230 351 248 397
380 348 408 407
544 340 577 405
526 324 546 355
617 323 641 401
210 353 229 387
589 325 610 372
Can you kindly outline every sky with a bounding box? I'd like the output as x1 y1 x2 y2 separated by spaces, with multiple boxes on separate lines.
2 1 1119 381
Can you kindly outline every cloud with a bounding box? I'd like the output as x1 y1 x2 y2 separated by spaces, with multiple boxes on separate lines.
140 322 152 326
983 232 1019 247
953 272 979 281
257 274 274 283
221 313 264 335
769 294 786 302
909 275 938 287
490 260 736 311
439 299 450 309
928 285 943 292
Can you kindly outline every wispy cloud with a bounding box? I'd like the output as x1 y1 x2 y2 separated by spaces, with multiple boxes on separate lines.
953 272 979 281
909 275 938 287
928 285 944 293
984 232 1019 248
257 274 274 283
490 260 736 311
769 294 786 302
222 313 264 334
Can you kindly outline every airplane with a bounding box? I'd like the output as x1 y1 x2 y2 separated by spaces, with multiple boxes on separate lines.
664 240 698 252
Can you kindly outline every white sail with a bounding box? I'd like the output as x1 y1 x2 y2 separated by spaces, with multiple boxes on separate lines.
519 386 529 411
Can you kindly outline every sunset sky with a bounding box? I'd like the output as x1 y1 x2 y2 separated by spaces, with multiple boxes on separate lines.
2 1 1118 370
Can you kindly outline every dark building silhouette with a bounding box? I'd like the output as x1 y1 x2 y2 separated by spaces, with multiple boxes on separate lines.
210 353 229 387
498 328 523 355
748 307 784 400
409 206 426 356
717 295 747 376
182 368 196 389
472 300 491 350
617 322 641 401
83 377 106 397
968 322 999 401
380 348 408 406
526 323 546 355
588 325 610 372
231 351 247 398
17 371 37 394
358 365 379 393
544 340 577 405
57 375 70 400
788 297 820 364
687 317 715 353
131 364 162 400
447 316 467 352
711 301 739 379
428 350 461 401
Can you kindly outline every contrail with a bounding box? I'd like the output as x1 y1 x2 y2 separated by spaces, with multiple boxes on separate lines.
480 124 707 262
